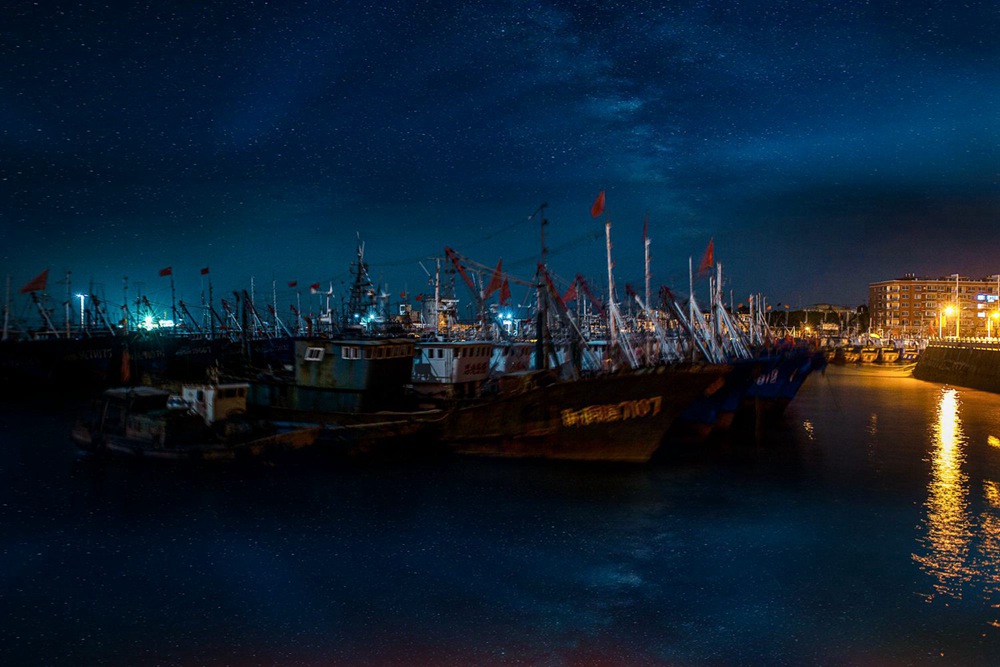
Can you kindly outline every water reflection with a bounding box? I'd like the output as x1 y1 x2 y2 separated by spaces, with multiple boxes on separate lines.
979 481 1000 598
913 388 974 600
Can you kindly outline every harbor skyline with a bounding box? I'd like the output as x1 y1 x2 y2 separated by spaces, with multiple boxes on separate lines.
2 1 997 310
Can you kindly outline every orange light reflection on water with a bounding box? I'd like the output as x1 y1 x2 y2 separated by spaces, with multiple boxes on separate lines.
912 388 974 600
977 480 1000 598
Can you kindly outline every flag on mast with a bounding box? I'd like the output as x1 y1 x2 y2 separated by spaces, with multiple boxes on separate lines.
18 268 49 294
159 267 173 277
562 280 578 303
590 190 606 218
484 259 504 299
499 276 511 305
696 238 714 277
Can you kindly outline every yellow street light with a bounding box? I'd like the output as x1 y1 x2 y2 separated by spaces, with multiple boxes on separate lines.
990 311 1000 340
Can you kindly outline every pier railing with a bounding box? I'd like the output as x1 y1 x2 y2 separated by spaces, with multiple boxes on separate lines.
928 338 1000 351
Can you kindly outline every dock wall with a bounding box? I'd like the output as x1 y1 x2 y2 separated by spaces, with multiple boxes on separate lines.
912 341 1000 393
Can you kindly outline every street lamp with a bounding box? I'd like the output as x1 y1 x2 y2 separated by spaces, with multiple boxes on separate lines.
76 294 86 331
941 305 955 339
990 311 1000 340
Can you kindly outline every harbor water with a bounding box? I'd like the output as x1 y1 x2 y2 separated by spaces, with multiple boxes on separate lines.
4 366 1000 665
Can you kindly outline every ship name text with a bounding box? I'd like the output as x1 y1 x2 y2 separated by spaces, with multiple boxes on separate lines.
560 396 663 427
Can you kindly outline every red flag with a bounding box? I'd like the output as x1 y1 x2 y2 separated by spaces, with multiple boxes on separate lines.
288 281 298 288
484 259 503 299
562 280 578 304
696 238 714 277
500 276 511 305
200 267 210 275
415 294 424 302
18 268 49 294
590 190 606 218
159 267 172 277
309 283 322 294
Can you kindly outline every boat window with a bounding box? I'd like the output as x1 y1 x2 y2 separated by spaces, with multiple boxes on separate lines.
197 390 204 402
376 348 385 359
364 348 373 360
305 347 325 362
455 349 461 358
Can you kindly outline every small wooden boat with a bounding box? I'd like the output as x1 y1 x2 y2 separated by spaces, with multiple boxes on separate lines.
71 384 322 462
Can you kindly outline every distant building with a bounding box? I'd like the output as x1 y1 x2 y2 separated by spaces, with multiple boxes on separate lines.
869 273 1000 338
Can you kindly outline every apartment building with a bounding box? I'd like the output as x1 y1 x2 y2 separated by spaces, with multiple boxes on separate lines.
869 274 1000 337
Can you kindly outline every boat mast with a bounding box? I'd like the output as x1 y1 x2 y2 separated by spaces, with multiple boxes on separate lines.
65 270 72 338
122 276 129 334
170 272 177 334
532 203 548 370
605 220 616 359
434 258 441 336
643 213 650 322
2 275 9 341
272 280 278 337
208 276 215 340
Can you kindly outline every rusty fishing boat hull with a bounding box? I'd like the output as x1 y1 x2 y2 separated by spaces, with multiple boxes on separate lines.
440 363 730 463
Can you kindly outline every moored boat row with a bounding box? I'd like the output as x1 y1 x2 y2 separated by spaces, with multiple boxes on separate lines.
66 216 827 464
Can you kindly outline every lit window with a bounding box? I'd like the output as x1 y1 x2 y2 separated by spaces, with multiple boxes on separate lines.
306 347 325 362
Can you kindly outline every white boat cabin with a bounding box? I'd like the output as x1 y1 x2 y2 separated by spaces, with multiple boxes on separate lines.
412 341 493 399
181 383 249 425
491 342 534 375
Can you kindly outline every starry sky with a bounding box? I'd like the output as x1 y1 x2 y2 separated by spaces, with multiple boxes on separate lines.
2 0 997 320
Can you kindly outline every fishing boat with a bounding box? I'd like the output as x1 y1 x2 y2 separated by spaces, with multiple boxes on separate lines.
439 363 730 463
71 383 322 462
899 341 923 362
876 343 901 364
858 344 880 363
248 336 427 414
832 345 861 365
671 347 827 441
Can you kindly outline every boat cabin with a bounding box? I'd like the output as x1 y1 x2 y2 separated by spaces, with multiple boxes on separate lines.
412 341 493 399
96 386 205 446
490 342 533 375
180 383 249 425
250 338 416 413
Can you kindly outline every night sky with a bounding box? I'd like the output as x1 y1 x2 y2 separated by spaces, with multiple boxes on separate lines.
2 1 997 319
